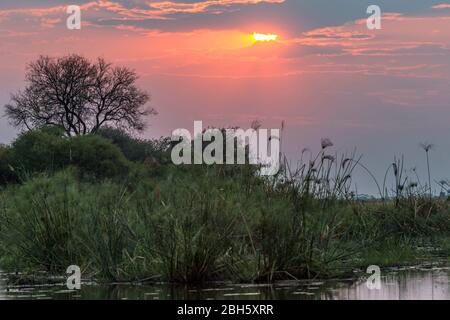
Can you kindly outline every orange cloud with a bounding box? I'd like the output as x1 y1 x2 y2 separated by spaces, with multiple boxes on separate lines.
433 4 450 9
0 0 286 23
0 5 66 18
0 1 164 21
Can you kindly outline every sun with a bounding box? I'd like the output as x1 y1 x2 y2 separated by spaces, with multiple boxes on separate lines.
253 33 278 42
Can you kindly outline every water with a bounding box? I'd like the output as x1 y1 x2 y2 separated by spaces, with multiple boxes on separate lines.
2 266 450 300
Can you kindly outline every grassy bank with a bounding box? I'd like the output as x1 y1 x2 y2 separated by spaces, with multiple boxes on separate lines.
1 167 449 284
1 128 450 284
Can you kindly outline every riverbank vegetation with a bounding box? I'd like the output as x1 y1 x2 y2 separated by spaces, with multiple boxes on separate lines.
1 126 450 284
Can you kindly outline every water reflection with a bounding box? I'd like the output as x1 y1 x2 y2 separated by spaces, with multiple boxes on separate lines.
1 268 450 300
329 268 450 300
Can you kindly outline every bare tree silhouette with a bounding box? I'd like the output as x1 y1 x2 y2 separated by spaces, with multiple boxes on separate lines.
5 54 156 136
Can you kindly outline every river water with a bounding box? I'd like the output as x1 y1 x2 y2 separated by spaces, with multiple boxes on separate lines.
1 266 450 300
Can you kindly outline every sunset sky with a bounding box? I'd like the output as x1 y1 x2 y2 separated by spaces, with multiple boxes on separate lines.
1 0 450 194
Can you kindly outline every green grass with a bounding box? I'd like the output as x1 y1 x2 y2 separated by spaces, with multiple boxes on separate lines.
1 164 450 284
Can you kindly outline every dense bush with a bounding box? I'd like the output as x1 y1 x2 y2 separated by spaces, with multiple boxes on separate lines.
98 127 171 164
2 127 131 183
0 144 18 184
67 134 130 180
11 126 67 175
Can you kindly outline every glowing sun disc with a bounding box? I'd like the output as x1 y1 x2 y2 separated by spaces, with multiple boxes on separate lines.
253 33 278 42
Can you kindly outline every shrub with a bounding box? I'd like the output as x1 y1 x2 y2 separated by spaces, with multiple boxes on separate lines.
67 134 130 179
0 145 18 185
7 127 130 181
98 127 171 164
11 126 67 175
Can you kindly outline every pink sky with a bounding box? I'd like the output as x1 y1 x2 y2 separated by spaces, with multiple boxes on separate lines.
1 1 450 194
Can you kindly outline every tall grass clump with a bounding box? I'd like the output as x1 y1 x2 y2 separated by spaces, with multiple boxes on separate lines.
130 170 241 283
0 169 83 272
